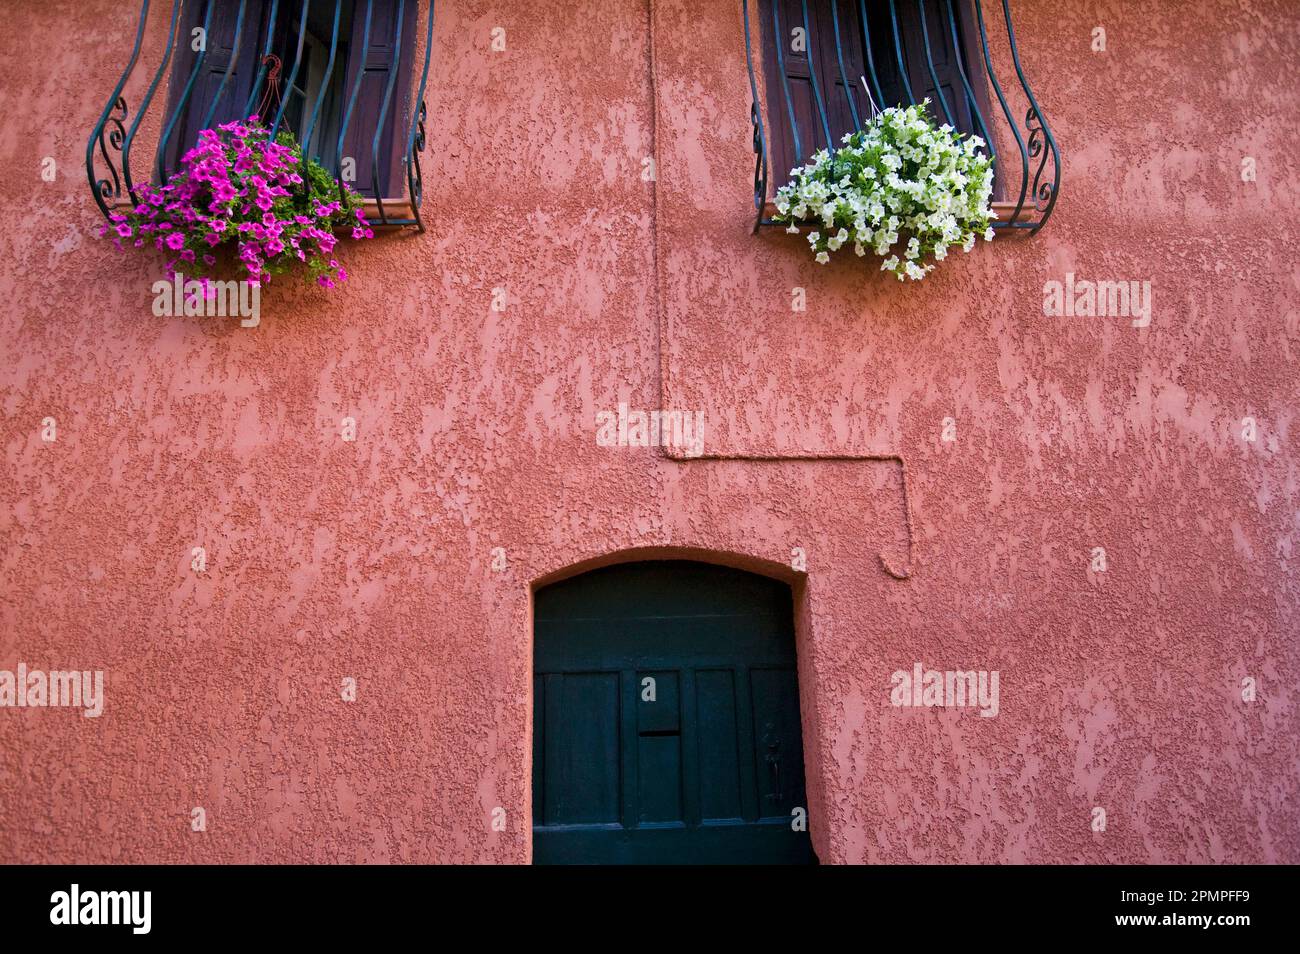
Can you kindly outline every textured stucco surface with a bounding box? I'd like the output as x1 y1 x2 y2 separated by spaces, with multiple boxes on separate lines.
1 0 1297 863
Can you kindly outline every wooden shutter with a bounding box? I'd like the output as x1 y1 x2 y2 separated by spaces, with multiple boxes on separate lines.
337 0 419 199
761 0 869 187
163 0 271 174
867 1 999 194
887 0 980 136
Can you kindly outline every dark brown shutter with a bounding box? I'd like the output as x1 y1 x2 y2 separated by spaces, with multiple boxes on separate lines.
163 0 271 174
867 1 998 193
814 1 869 145
892 0 979 136
762 1 869 187
338 0 419 199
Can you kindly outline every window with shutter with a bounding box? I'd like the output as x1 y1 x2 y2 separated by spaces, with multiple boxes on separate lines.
160 0 418 199
743 0 1061 234
759 0 994 194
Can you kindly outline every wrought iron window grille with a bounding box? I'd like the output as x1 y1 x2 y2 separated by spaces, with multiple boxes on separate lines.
87 0 435 231
742 0 1059 235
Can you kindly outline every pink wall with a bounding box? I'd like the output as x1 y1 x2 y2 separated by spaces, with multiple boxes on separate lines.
1 0 1296 863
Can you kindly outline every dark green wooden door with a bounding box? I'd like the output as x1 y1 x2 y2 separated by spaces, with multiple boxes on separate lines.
532 561 815 864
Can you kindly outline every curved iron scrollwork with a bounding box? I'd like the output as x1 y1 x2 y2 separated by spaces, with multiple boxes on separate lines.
86 0 437 230
401 0 435 232
406 100 429 230
1026 105 1051 213
742 0 770 234
86 0 151 220
750 101 768 230
740 0 1060 235
90 97 129 216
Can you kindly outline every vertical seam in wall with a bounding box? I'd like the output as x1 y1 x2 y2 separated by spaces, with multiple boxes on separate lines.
646 0 917 581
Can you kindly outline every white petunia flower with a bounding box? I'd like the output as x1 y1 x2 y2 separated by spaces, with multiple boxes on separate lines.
774 96 993 278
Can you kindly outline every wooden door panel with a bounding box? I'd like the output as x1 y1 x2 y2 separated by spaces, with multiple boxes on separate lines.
540 672 620 826
695 669 743 822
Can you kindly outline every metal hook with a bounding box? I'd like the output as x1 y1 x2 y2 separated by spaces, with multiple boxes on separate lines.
255 54 283 124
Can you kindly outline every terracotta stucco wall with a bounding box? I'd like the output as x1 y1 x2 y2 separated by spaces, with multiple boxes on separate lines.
1 0 1296 863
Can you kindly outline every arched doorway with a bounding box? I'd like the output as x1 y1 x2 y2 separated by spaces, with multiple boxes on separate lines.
532 560 815 864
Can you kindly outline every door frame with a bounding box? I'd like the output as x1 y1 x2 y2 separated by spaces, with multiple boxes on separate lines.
525 545 827 864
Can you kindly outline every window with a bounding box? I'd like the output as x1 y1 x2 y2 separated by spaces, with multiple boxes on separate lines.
758 0 993 191
160 0 420 198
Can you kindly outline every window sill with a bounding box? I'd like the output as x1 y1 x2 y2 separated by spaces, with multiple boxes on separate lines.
358 199 421 229
106 197 418 230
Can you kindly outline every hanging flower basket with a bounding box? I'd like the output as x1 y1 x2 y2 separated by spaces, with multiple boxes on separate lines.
100 115 372 296
773 100 996 281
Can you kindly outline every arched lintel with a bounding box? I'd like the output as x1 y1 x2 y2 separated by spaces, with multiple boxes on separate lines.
529 544 804 594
